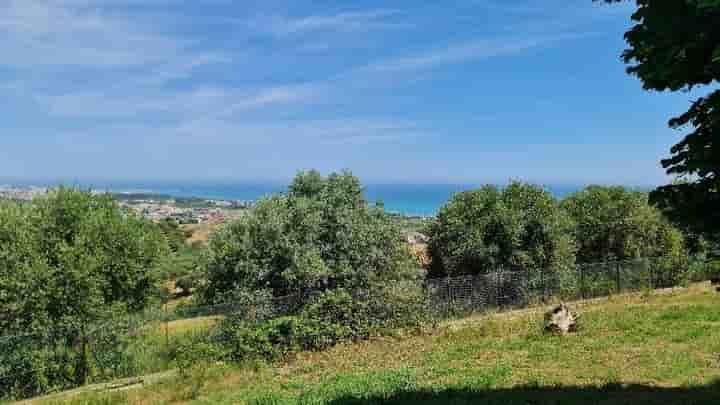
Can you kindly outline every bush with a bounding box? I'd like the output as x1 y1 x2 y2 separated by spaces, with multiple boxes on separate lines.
156 219 186 253
174 338 226 400
216 317 301 362
175 272 203 297
214 284 433 363
427 182 576 279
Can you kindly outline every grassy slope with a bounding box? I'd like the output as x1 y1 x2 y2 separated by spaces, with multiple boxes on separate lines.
39 284 720 405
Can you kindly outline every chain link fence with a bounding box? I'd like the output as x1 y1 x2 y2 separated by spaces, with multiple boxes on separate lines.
425 256 709 317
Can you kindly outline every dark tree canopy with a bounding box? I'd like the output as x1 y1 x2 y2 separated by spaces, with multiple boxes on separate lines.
599 0 720 241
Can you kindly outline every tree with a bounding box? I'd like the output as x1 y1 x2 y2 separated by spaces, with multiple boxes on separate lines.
427 182 576 278
0 188 170 335
599 0 720 242
156 218 186 252
0 188 170 399
560 186 686 263
200 170 418 304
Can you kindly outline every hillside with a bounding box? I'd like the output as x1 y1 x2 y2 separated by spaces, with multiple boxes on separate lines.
35 283 720 405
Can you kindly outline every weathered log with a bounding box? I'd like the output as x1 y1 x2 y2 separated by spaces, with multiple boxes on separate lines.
544 303 579 335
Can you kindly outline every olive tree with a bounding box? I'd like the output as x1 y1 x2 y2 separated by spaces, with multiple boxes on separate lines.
560 186 686 263
427 182 577 279
1 188 169 334
0 188 170 398
199 170 419 305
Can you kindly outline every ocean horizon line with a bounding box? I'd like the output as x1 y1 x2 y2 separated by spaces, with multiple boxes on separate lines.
1 178 655 217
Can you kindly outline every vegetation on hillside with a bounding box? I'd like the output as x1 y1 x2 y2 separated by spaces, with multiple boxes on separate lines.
37 285 720 405
1 175 717 403
189 171 428 372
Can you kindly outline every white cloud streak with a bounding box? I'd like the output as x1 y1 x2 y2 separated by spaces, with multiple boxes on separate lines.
364 34 581 73
161 118 426 146
38 84 316 118
253 9 404 36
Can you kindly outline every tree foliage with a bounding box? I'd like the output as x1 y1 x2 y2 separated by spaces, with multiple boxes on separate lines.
560 186 686 263
156 218 186 252
599 0 720 241
200 170 418 304
427 182 576 278
0 188 169 335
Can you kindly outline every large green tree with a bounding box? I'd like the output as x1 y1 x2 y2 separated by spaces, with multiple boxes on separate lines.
0 188 169 335
600 0 720 241
427 182 576 279
200 170 418 304
0 188 170 398
560 186 686 263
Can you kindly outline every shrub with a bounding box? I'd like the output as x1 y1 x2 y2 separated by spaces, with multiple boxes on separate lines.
174 338 226 400
427 182 576 279
216 317 301 362
156 219 186 253
175 272 203 297
214 284 433 362
296 290 373 348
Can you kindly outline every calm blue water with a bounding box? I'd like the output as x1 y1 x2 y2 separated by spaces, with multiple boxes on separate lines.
1 178 589 216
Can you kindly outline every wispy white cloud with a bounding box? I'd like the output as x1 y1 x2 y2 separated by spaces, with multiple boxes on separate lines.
170 118 426 146
38 84 316 118
252 9 404 36
59 117 426 147
0 0 229 83
0 0 185 68
363 34 581 73
217 85 319 117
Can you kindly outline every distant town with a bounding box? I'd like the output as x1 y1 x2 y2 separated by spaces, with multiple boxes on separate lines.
0 185 253 225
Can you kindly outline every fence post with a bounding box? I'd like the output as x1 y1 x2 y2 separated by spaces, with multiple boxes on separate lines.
76 324 89 386
649 258 655 289
616 261 621 293
580 265 586 299
164 302 169 350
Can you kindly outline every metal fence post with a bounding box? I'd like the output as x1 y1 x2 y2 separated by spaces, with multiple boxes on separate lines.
164 302 169 350
580 264 586 299
616 261 621 293
649 258 655 289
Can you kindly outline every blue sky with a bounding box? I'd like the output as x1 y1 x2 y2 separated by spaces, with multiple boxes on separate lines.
0 0 702 185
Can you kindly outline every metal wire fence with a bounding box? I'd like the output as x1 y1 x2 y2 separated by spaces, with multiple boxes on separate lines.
424 256 708 317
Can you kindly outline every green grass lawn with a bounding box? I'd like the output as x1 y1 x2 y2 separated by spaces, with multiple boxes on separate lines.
36 283 720 405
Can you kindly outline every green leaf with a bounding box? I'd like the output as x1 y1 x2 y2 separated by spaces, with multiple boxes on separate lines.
713 47 720 63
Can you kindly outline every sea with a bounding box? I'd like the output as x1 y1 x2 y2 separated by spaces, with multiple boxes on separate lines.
0 179 601 216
